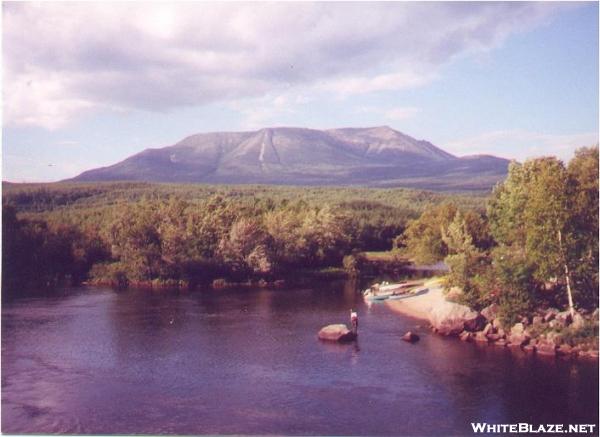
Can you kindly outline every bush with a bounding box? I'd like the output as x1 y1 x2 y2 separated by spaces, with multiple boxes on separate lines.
492 246 537 326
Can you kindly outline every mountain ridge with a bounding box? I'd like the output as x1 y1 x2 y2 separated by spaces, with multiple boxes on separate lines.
69 126 510 191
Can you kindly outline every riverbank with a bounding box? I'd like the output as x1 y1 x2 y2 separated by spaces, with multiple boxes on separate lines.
384 277 446 321
384 278 599 361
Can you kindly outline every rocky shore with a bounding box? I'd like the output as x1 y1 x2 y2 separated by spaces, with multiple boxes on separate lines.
386 279 599 360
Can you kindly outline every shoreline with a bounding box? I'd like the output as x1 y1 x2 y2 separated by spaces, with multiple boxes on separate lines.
383 278 599 361
384 278 446 321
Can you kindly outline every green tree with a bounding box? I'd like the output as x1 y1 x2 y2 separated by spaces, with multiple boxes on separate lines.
566 146 599 307
442 211 491 310
400 203 458 264
488 157 596 315
219 217 274 275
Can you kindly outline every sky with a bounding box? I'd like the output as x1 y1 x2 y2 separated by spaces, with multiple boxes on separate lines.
2 1 599 182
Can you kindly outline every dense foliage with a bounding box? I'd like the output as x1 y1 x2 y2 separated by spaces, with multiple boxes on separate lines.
2 183 485 292
402 147 599 324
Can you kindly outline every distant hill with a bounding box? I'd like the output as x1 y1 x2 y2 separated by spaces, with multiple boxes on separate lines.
69 126 510 191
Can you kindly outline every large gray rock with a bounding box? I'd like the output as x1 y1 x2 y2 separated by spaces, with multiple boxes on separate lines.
481 304 499 322
402 331 420 343
536 339 557 356
428 302 480 336
318 324 356 342
482 322 494 336
556 344 573 356
474 332 489 343
464 313 486 332
459 331 473 342
507 322 530 346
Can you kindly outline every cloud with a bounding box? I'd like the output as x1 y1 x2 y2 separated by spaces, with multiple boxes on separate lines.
355 105 421 122
319 71 436 96
231 91 314 129
445 130 599 162
3 2 566 129
384 107 421 121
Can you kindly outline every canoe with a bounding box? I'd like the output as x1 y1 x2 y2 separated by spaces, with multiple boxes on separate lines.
378 280 422 293
387 287 429 300
364 294 390 302
363 291 392 301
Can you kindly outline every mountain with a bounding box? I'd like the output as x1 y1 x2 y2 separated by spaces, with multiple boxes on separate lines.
69 126 510 191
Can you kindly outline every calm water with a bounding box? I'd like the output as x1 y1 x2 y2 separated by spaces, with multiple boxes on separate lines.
2 282 598 435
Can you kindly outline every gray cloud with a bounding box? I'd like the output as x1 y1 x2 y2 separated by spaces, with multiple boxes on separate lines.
3 2 567 128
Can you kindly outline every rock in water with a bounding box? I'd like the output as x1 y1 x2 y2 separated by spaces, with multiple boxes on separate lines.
428 301 480 336
459 331 473 342
402 331 420 343
536 339 557 356
318 324 356 343
507 322 530 347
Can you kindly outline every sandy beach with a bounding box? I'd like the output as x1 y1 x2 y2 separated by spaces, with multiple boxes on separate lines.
384 278 447 321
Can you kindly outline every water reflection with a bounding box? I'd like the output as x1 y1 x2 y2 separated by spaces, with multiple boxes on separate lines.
2 282 598 435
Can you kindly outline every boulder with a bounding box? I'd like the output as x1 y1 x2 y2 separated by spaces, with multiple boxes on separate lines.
428 301 480 336
494 339 508 347
556 344 573 356
536 340 557 356
459 331 473 342
481 304 499 322
402 331 420 343
487 333 502 342
508 334 529 347
522 343 536 353
318 324 356 343
474 332 489 343
532 315 544 325
522 338 537 352
482 322 494 336
508 322 525 338
580 350 599 360
464 313 486 332
492 318 504 331
546 331 564 346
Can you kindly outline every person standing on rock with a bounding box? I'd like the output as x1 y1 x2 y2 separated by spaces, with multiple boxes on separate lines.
350 309 358 335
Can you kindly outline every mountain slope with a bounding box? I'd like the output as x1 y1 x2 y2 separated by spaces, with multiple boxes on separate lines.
70 126 509 190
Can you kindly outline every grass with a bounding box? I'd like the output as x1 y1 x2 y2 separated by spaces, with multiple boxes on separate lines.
362 250 406 262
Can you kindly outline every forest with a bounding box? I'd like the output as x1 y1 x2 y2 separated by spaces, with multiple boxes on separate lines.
2 182 485 291
400 146 598 323
3 146 598 325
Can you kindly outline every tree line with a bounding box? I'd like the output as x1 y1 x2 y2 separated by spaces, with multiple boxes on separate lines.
4 187 445 291
400 146 598 323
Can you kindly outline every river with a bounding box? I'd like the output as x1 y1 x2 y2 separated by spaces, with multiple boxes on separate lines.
2 281 598 435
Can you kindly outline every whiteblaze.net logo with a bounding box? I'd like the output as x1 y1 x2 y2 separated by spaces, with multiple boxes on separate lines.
471 423 597 434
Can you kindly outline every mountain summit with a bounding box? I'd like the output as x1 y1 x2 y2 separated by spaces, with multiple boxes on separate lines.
70 126 509 190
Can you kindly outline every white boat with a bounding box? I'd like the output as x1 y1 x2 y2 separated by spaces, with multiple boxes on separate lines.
363 291 392 301
363 281 425 302
387 287 428 300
